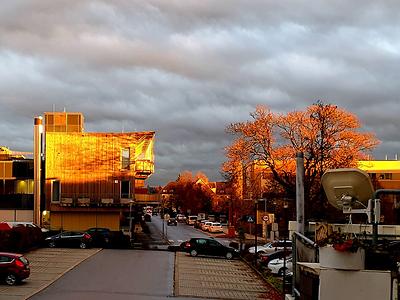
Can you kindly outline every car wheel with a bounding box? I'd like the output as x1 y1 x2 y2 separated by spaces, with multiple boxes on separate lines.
278 267 287 276
190 249 198 257
79 242 87 249
226 252 233 260
5 273 17 286
48 241 56 248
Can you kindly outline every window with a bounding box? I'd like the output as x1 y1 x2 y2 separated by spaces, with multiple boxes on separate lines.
385 173 393 180
0 256 13 263
195 239 207 245
51 180 61 202
121 148 130 170
121 180 130 198
209 240 221 247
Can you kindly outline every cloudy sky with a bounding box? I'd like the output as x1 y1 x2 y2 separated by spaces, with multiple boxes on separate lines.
1 1 399 186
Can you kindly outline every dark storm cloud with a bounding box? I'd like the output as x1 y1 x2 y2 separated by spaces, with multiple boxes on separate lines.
1 0 400 185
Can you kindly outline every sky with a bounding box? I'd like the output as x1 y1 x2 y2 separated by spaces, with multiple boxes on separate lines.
0 1 400 186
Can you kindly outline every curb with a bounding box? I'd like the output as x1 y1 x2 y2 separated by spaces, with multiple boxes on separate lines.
241 255 284 299
24 248 102 300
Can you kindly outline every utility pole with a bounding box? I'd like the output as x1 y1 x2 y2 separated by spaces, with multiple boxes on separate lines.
296 152 305 234
254 199 258 266
33 116 43 226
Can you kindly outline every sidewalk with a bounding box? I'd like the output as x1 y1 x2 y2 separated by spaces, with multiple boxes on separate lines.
0 248 100 300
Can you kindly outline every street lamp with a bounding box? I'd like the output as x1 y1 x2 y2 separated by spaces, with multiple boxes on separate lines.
254 199 258 266
282 200 289 295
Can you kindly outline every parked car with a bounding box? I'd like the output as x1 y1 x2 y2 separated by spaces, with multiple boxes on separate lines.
183 237 239 259
268 256 293 275
208 222 223 233
167 218 178 226
45 231 92 249
86 228 111 247
168 240 187 252
193 220 202 229
143 214 152 222
176 214 186 222
248 240 292 254
197 220 208 230
186 215 198 225
0 252 30 285
201 221 213 231
259 250 292 266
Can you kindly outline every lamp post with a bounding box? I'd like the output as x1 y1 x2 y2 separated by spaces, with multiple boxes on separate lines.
282 200 289 295
254 199 258 266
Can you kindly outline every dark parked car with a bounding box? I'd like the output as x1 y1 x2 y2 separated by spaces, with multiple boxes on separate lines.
143 214 152 222
86 228 111 247
259 250 292 266
168 241 187 252
45 231 92 249
167 218 177 226
0 252 30 285
183 238 239 259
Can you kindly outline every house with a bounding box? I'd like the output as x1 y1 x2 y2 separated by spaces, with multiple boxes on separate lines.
43 112 156 231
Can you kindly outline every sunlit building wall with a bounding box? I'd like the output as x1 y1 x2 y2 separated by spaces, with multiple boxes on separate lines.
44 112 155 231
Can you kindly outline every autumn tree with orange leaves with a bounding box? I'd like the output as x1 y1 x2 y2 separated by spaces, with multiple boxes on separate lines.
171 171 213 215
223 101 379 220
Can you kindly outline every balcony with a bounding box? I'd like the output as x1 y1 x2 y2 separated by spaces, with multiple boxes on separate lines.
135 160 154 178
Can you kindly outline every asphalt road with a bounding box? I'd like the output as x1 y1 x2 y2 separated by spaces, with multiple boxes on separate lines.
29 249 178 300
150 215 233 247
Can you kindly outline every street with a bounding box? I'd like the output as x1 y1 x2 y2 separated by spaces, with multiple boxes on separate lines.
149 215 233 248
29 249 178 300
14 216 281 300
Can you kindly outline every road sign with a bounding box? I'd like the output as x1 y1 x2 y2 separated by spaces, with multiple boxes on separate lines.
247 216 255 223
262 215 269 222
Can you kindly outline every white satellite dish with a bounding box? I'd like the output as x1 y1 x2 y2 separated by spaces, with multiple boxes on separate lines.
321 168 374 211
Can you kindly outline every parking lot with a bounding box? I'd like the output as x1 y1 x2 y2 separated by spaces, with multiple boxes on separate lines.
0 248 100 300
175 252 281 300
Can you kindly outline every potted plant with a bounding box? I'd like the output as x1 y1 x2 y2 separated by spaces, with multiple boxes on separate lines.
317 230 366 270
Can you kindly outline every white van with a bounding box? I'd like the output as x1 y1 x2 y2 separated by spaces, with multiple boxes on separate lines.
186 215 198 225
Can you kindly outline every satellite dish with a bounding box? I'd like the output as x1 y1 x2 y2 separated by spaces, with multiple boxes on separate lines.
321 168 374 210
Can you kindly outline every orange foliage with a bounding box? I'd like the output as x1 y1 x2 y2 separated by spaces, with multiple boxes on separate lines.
223 101 379 220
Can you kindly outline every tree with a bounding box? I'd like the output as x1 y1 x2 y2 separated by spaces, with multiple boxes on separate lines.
223 101 379 220
172 171 213 214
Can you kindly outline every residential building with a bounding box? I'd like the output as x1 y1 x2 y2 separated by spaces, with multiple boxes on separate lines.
43 112 156 231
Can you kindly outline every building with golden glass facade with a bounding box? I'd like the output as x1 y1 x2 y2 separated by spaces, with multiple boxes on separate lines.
44 112 156 231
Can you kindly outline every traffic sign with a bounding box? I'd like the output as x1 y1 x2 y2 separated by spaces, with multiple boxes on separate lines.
262 215 269 222
247 216 255 223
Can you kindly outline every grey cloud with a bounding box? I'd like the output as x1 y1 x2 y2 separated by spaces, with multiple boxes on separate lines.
1 1 400 185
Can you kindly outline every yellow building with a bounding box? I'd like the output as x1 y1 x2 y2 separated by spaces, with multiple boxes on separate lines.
44 112 156 231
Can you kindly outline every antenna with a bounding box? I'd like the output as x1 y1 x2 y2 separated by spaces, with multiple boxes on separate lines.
322 168 375 222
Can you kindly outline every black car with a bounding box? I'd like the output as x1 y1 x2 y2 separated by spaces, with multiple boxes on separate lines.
168 241 187 252
45 231 92 249
86 228 111 247
183 238 239 259
143 214 152 222
167 218 177 226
